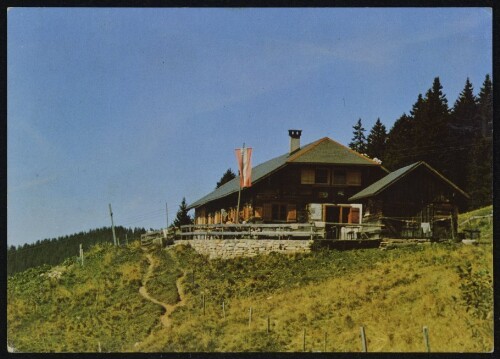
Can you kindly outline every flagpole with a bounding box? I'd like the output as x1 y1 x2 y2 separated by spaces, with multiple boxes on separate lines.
236 143 244 224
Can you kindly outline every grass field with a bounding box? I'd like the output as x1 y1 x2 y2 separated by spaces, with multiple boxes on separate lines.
7 206 493 352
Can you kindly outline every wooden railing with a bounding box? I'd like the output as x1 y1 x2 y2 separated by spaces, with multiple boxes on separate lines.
459 213 493 227
175 222 383 241
141 228 173 247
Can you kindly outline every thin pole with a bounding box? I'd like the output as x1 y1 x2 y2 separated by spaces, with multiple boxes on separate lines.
166 202 169 228
267 315 270 334
303 328 306 352
222 301 225 319
79 244 83 267
423 326 430 352
360 326 367 352
236 143 245 224
109 204 117 246
324 331 327 352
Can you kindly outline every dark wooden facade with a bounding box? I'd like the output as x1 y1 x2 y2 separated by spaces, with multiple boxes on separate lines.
189 133 468 240
351 162 469 239
194 162 386 225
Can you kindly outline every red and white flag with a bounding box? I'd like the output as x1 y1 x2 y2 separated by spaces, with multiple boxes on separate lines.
235 147 252 188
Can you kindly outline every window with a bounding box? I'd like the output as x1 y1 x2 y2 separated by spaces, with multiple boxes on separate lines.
301 168 315 184
332 169 346 185
272 204 287 221
315 168 329 184
346 170 362 186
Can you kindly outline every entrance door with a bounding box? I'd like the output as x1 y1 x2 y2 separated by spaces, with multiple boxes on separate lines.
325 205 340 222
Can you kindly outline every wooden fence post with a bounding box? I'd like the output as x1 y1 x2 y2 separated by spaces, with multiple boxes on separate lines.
303 328 306 352
79 244 84 267
360 326 367 352
324 331 327 352
423 326 430 352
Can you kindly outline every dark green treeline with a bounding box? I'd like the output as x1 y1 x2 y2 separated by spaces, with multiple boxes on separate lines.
7 226 146 276
349 75 492 210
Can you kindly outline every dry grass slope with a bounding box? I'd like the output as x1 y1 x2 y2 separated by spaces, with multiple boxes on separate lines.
7 206 493 352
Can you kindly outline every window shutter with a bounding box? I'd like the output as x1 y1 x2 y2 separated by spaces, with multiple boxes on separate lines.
349 207 360 224
301 168 315 184
262 203 272 221
287 204 297 222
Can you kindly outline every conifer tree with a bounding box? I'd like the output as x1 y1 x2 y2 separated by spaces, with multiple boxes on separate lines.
216 168 236 188
348 118 367 154
366 118 388 161
411 77 450 175
476 74 493 137
447 78 478 191
451 78 477 132
173 197 193 227
466 74 493 208
384 111 416 171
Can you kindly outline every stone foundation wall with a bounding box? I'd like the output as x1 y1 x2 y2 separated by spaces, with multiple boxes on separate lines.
180 239 313 259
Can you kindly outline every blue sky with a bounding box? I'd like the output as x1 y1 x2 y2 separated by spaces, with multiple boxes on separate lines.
7 8 492 247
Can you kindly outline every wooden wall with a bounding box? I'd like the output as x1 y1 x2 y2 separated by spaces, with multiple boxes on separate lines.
194 163 385 224
359 165 464 238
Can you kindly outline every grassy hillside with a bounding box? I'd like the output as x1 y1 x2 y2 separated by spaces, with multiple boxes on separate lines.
7 241 161 352
7 226 146 276
7 207 493 352
458 204 493 241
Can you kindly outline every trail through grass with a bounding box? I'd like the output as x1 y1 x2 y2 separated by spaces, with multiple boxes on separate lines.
7 206 493 352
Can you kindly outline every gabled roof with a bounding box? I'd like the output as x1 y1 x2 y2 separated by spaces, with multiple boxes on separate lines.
288 137 382 165
188 137 383 210
348 161 470 202
187 152 290 210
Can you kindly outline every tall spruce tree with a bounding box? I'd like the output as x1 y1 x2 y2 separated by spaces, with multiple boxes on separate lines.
447 78 478 191
411 77 450 175
467 74 493 208
348 118 367 154
451 78 477 132
476 74 493 137
366 118 388 161
384 113 414 170
173 197 193 227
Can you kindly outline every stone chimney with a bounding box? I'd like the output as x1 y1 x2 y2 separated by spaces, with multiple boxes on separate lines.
288 129 302 154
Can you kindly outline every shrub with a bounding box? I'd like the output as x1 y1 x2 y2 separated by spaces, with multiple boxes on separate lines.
456 262 493 319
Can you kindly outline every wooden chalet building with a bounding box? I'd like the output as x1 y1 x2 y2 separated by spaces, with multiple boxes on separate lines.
187 130 469 240
188 130 388 227
349 161 470 239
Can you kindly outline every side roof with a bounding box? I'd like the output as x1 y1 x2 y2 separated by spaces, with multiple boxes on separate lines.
348 161 470 202
188 137 383 210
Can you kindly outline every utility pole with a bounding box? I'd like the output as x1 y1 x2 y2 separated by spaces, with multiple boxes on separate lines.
109 203 117 246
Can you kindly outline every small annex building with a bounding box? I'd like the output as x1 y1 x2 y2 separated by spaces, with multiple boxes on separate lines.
349 161 470 239
187 130 469 240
